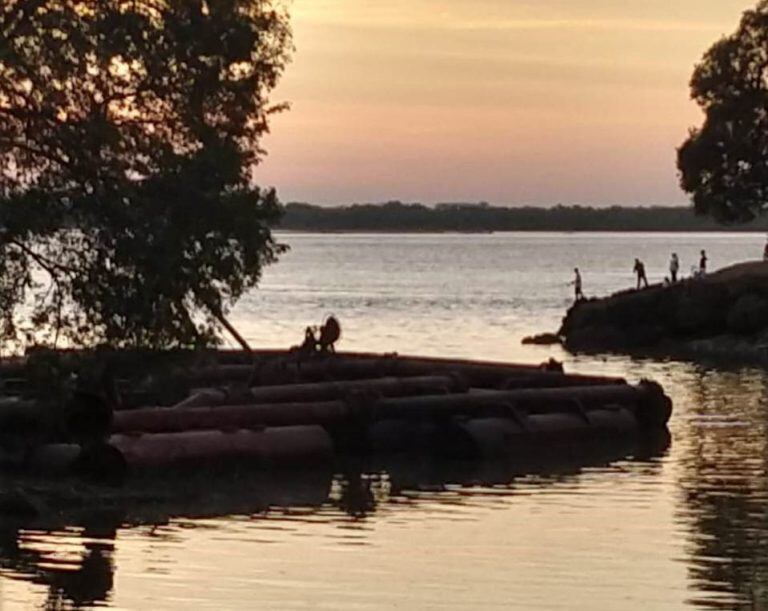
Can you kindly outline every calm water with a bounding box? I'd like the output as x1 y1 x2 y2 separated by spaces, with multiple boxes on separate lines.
4 232 768 610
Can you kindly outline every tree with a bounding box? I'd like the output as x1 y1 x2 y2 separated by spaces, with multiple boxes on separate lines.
0 0 292 349
678 1 768 223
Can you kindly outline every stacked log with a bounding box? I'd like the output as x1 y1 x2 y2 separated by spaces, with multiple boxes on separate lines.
185 355 625 389
175 375 464 409
0 350 673 484
113 383 669 434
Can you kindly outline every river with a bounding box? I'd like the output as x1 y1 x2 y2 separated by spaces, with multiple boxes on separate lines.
3 232 768 609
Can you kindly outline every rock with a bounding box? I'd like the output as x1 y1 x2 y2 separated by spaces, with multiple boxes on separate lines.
522 333 561 346
726 293 768 335
673 287 728 334
558 261 768 363
564 324 627 352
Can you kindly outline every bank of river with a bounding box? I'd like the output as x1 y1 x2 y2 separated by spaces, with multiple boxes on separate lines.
558 260 768 366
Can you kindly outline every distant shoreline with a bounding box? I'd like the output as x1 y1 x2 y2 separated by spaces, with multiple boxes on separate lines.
277 202 768 233
276 228 768 235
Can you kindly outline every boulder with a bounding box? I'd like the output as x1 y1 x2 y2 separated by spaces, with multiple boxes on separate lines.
726 293 768 335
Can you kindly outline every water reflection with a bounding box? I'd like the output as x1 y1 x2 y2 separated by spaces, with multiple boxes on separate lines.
675 367 768 608
0 434 670 608
0 520 116 608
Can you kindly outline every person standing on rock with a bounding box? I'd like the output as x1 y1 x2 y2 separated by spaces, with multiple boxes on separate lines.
634 258 649 290
699 250 708 276
670 253 680 283
572 268 584 301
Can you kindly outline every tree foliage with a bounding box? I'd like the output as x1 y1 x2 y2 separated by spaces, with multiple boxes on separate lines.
678 1 768 223
0 0 291 349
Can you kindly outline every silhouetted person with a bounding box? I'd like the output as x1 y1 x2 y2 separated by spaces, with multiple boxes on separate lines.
670 253 680 283
298 326 318 355
318 316 341 353
634 258 649 289
763 239 768 261
699 249 708 276
572 268 584 301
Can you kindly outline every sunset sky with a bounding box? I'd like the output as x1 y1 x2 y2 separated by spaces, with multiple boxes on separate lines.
255 0 751 206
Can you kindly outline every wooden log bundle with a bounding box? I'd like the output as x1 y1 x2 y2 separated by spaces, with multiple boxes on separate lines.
183 353 626 389
113 383 668 435
175 375 465 409
0 349 673 483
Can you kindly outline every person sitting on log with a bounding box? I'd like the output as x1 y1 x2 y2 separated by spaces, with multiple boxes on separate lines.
297 326 319 356
318 316 341 353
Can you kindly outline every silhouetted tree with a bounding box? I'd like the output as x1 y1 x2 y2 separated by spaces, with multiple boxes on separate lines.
0 0 291 349
678 1 768 223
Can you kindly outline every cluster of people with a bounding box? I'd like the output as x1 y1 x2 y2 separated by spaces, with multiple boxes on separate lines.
296 315 341 355
572 250 709 302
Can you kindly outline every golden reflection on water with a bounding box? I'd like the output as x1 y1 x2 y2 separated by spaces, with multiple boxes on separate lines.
671 368 768 609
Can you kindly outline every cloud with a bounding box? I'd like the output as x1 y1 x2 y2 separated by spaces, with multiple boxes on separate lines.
293 1 731 34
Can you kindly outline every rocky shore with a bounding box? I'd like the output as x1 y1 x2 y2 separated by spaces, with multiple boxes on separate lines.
556 261 768 365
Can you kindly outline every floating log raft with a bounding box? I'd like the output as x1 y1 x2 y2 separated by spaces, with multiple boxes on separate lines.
0 350 673 482
113 382 670 434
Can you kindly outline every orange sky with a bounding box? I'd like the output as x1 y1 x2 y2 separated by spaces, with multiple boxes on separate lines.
254 0 751 206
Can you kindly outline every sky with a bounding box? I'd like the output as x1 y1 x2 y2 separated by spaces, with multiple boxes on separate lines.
254 0 752 207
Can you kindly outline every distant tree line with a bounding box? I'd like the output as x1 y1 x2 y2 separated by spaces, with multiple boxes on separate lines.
278 202 768 233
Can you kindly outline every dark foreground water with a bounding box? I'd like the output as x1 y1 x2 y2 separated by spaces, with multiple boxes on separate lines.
4 232 768 609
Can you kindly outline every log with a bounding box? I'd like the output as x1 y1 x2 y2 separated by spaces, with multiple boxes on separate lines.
114 401 349 433
187 360 401 385
178 375 462 409
370 407 639 459
174 388 229 409
184 353 582 387
497 373 626 390
366 420 445 454
375 384 661 420
451 417 525 458
104 425 334 471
